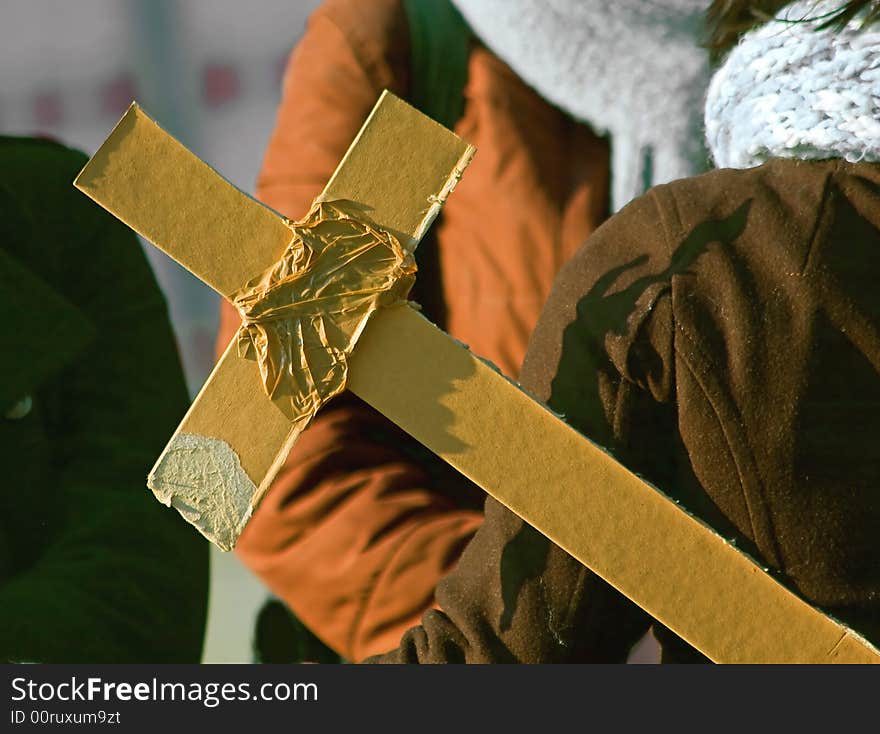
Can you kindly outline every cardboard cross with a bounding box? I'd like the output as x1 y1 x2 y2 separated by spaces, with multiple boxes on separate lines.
75 92 879 664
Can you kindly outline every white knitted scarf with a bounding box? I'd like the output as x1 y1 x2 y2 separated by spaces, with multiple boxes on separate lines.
706 0 880 169
449 0 712 211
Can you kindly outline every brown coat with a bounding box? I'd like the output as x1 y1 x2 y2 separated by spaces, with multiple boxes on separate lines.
371 159 880 662
216 0 611 660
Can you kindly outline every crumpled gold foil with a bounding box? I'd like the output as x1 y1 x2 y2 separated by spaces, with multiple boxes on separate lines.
232 199 416 420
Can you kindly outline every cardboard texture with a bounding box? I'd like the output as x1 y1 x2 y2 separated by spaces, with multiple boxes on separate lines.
74 93 879 663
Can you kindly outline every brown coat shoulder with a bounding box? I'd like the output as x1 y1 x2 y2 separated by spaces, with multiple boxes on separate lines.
376 160 880 662
529 159 880 636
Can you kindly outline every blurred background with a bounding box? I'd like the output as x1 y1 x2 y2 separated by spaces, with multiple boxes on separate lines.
1 0 323 662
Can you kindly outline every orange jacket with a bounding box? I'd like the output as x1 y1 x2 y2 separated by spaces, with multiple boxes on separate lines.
216 0 610 661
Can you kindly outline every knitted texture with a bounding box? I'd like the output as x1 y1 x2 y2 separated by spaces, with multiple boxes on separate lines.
450 0 712 211
706 0 880 169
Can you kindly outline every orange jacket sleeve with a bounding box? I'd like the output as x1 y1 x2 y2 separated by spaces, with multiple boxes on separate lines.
218 0 484 662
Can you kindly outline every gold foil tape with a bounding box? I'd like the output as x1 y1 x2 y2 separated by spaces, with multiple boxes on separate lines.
232 199 416 421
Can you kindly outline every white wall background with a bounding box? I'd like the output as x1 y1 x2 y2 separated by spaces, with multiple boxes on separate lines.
0 0 322 662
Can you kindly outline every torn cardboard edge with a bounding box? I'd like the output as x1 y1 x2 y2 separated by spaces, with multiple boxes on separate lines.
149 432 255 552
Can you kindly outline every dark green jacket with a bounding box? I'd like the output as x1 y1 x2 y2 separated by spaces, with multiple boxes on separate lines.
0 136 209 662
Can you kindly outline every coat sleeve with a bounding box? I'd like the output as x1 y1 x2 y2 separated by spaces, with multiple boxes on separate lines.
222 0 485 662
369 191 683 663
0 145 209 663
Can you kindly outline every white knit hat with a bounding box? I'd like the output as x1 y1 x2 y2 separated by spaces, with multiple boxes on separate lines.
705 0 880 169
449 0 713 211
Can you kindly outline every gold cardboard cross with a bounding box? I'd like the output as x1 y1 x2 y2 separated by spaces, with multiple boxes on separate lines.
74 92 472 552
75 93 879 663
